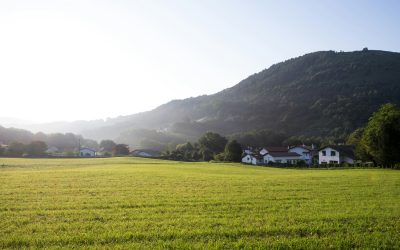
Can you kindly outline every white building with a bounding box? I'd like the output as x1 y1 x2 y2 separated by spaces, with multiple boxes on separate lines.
289 145 315 165
263 152 301 164
131 149 161 158
318 145 355 165
241 154 259 165
80 148 97 157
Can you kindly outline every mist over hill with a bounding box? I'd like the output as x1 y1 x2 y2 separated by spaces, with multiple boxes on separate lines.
5 49 400 149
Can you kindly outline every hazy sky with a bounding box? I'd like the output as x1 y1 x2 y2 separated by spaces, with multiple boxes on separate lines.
1 0 399 122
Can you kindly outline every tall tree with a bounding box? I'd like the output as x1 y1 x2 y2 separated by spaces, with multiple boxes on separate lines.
7 142 25 157
100 140 116 152
26 141 48 156
198 132 227 160
360 103 400 167
223 140 243 162
113 144 130 156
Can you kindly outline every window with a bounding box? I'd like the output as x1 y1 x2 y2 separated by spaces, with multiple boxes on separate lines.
322 150 326 156
331 151 336 156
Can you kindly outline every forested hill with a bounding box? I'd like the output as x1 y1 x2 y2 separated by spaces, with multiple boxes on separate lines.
92 49 400 143
4 49 400 149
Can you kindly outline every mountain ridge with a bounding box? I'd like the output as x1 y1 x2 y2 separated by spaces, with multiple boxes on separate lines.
3 49 400 149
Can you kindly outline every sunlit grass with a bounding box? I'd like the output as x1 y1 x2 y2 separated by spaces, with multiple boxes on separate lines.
0 157 399 249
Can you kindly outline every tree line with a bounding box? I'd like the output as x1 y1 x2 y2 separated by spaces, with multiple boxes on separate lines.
162 132 242 162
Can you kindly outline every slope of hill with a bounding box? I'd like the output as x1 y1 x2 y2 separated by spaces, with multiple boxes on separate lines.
91 49 400 144
5 49 400 148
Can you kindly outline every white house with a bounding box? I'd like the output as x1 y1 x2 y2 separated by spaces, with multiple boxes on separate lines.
241 154 259 165
318 145 355 164
80 148 97 157
263 152 301 164
131 149 161 158
289 145 315 165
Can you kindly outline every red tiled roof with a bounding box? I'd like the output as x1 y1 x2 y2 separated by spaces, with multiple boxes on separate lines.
264 147 288 152
268 152 301 157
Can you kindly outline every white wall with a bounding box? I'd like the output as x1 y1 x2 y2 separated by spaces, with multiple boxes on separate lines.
242 155 253 164
242 155 258 165
264 154 301 164
318 147 339 164
259 148 268 155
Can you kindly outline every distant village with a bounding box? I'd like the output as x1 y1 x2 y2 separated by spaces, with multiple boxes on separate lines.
242 144 356 166
77 143 357 166
0 139 357 167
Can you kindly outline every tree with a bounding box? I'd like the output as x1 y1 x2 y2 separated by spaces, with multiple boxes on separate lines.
175 142 194 152
359 103 400 167
26 141 47 156
223 140 243 162
82 139 99 150
198 132 227 160
347 128 372 162
100 140 116 152
113 144 130 156
7 142 25 157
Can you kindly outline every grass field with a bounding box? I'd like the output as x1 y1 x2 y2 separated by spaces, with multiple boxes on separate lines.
0 157 399 249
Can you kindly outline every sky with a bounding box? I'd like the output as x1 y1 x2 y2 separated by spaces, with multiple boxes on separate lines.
0 0 399 123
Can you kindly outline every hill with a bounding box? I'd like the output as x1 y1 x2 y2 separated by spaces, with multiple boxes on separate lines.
5 49 400 149
93 49 400 146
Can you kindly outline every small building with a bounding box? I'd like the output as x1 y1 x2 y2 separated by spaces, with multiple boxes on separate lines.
80 148 97 157
263 152 302 164
131 149 161 158
318 145 355 165
242 154 256 165
289 145 316 165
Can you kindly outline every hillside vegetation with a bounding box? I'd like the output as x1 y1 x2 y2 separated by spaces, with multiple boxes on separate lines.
86 49 400 146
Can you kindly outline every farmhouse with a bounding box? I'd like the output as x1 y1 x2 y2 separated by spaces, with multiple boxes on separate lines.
263 152 302 164
289 145 316 165
318 145 355 164
241 154 262 165
80 148 97 157
131 149 161 158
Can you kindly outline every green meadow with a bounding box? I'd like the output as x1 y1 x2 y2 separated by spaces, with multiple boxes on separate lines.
0 157 399 249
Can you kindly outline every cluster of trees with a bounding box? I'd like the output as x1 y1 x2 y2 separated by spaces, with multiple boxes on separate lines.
0 126 99 153
99 140 130 156
347 103 400 167
0 141 48 157
163 132 242 162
